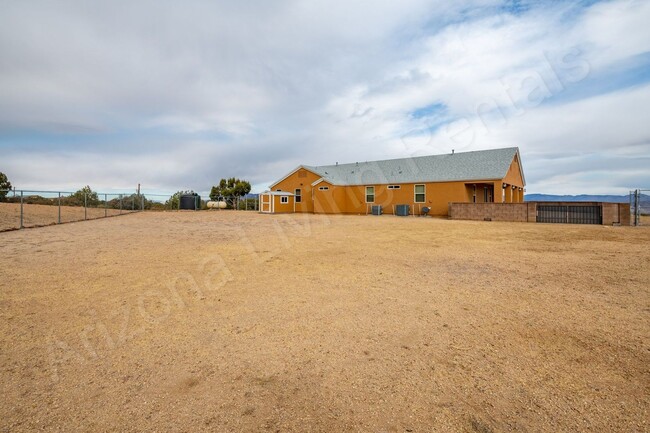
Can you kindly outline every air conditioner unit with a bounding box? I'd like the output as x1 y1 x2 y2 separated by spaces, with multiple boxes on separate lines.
395 204 410 216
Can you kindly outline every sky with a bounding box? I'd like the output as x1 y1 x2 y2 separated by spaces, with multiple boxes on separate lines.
1 0 649 196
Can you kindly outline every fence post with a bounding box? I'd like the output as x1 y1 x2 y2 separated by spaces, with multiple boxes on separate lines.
634 189 641 226
120 194 123 214
20 190 24 229
105 194 108 217
633 190 637 226
84 193 87 220
58 192 61 224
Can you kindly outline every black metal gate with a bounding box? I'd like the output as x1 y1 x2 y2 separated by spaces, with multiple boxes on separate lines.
537 205 602 224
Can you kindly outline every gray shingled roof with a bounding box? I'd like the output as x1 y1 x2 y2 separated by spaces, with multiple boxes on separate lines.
303 147 522 186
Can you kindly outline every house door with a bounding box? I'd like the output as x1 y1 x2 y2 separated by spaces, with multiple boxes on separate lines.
484 187 493 203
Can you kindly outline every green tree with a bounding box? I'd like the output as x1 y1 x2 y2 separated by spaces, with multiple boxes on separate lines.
210 178 251 201
0 172 11 201
69 185 99 207
165 190 195 209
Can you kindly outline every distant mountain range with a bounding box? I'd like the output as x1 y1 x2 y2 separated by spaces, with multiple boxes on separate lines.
524 194 640 203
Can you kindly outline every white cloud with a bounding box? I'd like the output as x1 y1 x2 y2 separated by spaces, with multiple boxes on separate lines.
0 0 649 195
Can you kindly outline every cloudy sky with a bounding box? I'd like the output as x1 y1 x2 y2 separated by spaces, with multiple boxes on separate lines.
1 0 649 196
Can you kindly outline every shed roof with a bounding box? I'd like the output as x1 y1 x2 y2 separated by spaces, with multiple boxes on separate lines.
261 190 295 196
298 147 522 186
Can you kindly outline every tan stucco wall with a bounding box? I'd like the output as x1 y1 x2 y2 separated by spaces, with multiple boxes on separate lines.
272 195 294 214
501 154 525 203
271 168 322 213
308 180 510 216
503 154 524 187
313 182 348 214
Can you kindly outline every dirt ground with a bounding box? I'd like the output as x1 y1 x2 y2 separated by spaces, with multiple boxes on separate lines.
0 212 648 432
0 203 133 231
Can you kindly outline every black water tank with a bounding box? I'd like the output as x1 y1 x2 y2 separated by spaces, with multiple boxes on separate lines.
180 194 200 210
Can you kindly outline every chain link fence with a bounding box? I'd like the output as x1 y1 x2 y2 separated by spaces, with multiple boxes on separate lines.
211 195 259 211
0 189 262 231
630 189 649 226
0 189 146 231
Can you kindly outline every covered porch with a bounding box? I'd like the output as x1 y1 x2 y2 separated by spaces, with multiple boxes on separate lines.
465 182 524 203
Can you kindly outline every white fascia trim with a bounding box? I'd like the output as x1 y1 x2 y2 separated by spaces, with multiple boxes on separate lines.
269 165 304 189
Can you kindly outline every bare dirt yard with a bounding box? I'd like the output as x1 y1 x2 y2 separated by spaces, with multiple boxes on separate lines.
0 212 648 432
0 203 130 231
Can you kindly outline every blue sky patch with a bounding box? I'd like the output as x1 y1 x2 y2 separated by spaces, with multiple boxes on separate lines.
410 103 447 119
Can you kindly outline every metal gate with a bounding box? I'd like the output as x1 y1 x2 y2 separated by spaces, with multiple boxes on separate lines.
537 205 602 224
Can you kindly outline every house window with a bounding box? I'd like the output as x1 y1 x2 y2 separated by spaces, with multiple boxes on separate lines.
387 185 401 190
281 196 288 204
295 189 302 203
414 184 425 203
365 186 375 203
473 185 476 203
319 186 329 191
484 187 489 203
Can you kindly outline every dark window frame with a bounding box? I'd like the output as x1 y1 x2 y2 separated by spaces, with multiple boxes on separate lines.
414 184 426 203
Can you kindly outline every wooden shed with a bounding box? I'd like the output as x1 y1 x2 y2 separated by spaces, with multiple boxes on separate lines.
259 191 295 214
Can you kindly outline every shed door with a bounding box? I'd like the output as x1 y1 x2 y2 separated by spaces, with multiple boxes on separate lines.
260 194 272 213
537 205 601 224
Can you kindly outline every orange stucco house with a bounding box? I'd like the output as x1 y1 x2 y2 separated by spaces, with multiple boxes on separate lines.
260 147 525 216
